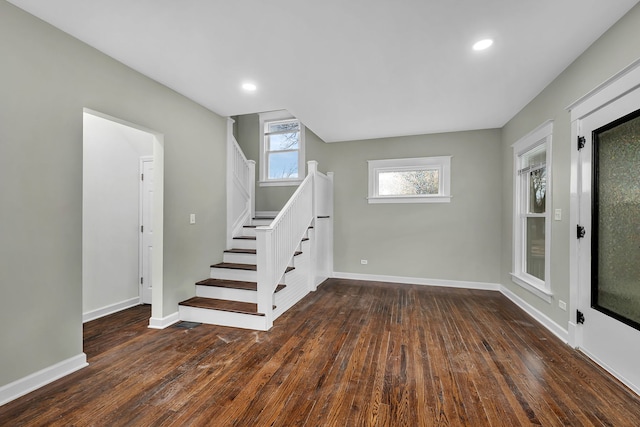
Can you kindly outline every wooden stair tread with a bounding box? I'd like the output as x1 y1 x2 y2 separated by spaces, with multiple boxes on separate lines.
211 262 295 273
253 216 275 220
224 248 257 254
179 297 265 316
224 248 302 256
196 278 285 292
233 236 256 240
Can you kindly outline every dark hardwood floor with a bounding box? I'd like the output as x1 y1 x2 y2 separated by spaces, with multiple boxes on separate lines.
2 278 640 426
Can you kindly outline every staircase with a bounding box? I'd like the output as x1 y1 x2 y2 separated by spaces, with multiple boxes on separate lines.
179 216 314 330
177 118 333 331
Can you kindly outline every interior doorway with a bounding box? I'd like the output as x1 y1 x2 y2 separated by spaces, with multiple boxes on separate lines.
82 110 163 321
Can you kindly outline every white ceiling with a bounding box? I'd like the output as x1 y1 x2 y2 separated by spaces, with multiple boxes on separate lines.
8 0 639 142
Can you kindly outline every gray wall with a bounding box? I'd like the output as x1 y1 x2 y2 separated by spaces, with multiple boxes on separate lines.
0 1 226 387
236 114 503 283
500 3 640 327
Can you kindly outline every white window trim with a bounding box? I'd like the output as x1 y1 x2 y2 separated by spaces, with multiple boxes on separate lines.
258 110 305 187
367 156 452 204
511 120 553 302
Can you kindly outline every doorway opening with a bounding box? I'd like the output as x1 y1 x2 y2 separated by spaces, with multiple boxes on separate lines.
82 109 164 323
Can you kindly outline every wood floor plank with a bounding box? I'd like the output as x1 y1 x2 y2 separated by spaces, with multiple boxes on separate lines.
2 278 640 426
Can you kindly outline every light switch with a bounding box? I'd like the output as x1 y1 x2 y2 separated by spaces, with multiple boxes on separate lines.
190 214 196 224
554 209 562 221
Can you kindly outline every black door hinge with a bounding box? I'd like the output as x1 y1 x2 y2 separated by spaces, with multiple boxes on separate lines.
140 277 144 285
577 136 586 150
577 310 585 324
577 225 586 239
141 225 144 233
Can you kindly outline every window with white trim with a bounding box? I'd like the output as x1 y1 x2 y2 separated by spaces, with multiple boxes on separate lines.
511 120 553 301
367 156 452 204
259 111 305 187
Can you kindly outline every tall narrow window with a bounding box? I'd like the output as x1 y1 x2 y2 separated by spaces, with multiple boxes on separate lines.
512 121 553 301
259 111 305 186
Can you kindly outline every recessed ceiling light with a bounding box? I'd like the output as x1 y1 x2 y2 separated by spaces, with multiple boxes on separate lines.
242 82 257 92
473 39 493 51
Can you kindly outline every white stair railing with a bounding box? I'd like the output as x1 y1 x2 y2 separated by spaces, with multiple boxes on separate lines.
255 161 322 328
226 118 255 249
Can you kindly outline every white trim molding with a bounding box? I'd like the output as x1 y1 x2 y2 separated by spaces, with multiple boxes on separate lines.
500 285 569 343
0 353 88 406
148 311 180 329
332 271 501 291
83 297 141 323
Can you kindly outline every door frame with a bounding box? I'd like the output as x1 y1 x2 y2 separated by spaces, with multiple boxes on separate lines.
568 57 640 395
139 156 154 304
83 108 165 325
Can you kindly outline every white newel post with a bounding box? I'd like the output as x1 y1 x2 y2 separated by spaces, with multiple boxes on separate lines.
327 171 335 277
255 226 274 329
307 161 318 292
248 160 256 221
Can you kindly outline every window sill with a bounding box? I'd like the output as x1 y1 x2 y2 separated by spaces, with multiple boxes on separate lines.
510 273 553 303
259 179 302 187
367 195 452 204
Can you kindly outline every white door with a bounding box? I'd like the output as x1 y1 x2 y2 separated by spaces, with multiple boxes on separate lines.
577 86 640 391
140 157 154 304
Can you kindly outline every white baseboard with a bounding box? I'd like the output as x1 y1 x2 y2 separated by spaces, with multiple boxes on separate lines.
148 311 180 329
578 347 640 397
0 353 88 406
332 271 501 291
500 285 569 343
83 297 141 323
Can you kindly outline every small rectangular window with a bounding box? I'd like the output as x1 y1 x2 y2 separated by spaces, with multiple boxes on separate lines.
368 156 451 204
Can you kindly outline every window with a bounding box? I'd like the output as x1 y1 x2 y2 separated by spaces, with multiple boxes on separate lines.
259 111 305 186
367 156 451 204
511 120 553 301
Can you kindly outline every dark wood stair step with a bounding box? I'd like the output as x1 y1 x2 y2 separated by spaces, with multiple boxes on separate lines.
179 297 265 316
224 248 302 256
225 248 257 254
233 236 256 240
210 262 295 273
196 278 285 293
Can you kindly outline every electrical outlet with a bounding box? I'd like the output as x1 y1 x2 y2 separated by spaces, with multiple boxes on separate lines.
559 300 567 311
189 214 196 224
360 259 368 265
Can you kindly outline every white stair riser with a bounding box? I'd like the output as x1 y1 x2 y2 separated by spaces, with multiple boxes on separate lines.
241 227 257 237
232 239 256 250
251 219 273 226
223 252 257 264
179 306 268 331
210 267 257 282
196 285 257 303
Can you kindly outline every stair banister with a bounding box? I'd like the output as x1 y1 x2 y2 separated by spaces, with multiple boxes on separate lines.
255 161 317 328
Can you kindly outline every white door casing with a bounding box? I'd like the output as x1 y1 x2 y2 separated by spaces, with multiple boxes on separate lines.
140 157 154 304
569 58 640 395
